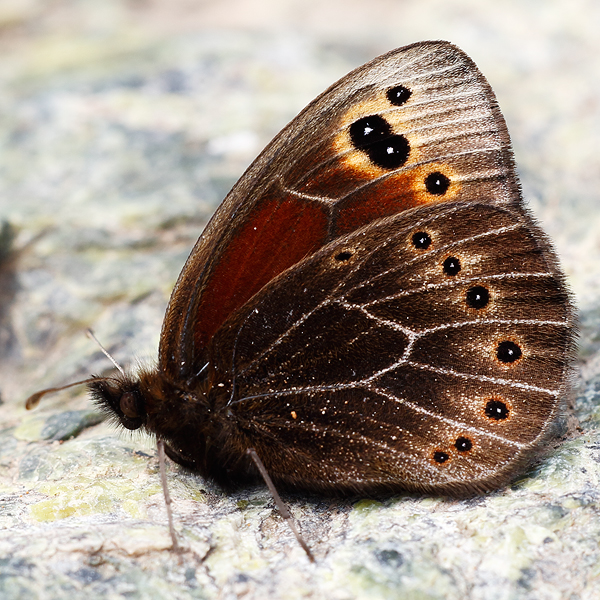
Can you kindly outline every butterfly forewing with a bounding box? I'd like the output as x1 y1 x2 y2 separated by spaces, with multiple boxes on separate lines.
208 202 572 494
159 41 520 381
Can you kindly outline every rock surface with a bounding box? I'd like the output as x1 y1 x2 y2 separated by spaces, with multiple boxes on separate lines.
0 1 599 599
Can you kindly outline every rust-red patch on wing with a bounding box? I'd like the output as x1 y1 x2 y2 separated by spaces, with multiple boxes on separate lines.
193 193 329 350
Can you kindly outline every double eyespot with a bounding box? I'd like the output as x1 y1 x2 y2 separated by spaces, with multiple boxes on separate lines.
432 396 513 466
411 232 461 273
348 84 452 196
432 436 473 464
349 115 410 170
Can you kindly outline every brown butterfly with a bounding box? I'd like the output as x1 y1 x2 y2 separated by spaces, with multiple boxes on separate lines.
31 41 575 503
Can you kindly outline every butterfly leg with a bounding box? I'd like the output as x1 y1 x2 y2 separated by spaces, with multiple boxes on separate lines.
157 439 180 552
246 448 315 563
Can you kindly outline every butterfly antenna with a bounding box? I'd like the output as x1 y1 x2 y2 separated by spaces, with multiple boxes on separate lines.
157 439 180 552
247 448 315 563
25 377 107 410
25 329 122 410
86 328 125 376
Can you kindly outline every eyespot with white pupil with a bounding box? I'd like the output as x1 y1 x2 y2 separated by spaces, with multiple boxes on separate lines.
485 399 510 420
433 451 449 464
466 286 490 309
425 171 450 195
454 437 472 452
443 256 461 276
386 85 412 106
412 231 432 250
496 341 522 363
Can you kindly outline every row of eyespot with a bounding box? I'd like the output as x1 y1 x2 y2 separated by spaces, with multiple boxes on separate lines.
418 223 517 463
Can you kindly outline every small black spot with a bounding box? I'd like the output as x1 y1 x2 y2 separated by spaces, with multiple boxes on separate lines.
485 399 510 420
433 451 449 464
412 231 431 250
349 115 410 170
335 251 353 261
455 437 472 452
466 286 489 309
386 85 412 106
425 172 450 195
496 341 522 363
443 256 461 276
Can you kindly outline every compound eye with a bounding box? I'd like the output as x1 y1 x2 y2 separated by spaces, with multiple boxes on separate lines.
120 392 139 419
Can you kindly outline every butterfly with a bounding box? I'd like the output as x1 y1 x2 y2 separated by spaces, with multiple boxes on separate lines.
30 41 575 503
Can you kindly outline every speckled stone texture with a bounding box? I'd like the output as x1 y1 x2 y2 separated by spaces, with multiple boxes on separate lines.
1 1 599 599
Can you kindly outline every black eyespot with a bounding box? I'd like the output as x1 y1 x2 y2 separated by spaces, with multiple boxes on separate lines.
485 399 510 420
466 286 489 309
366 135 410 170
443 256 461 276
454 437 472 452
349 115 391 147
349 115 410 170
386 85 412 106
335 251 353 261
433 451 449 464
496 341 522 363
425 172 450 195
412 231 431 250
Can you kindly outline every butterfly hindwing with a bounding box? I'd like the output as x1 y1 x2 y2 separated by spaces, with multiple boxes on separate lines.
207 201 572 494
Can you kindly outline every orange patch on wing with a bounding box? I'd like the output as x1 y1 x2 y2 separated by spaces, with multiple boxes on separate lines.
332 91 426 175
296 157 377 200
333 162 459 235
314 92 462 235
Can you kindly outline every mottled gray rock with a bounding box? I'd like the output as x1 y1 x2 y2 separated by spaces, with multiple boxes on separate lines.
1 1 599 599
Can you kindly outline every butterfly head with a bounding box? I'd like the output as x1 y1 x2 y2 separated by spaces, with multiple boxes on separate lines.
89 375 146 431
